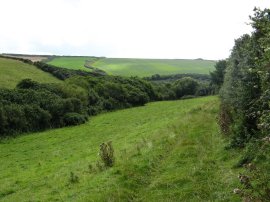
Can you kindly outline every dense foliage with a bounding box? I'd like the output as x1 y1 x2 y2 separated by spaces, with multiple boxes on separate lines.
210 60 227 91
220 8 270 146
34 62 103 80
0 75 156 137
219 8 270 201
0 79 88 136
144 73 211 82
153 76 213 100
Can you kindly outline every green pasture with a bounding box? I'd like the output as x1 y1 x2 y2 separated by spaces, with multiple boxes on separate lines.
0 96 241 201
0 57 61 89
47 57 216 77
47 57 92 72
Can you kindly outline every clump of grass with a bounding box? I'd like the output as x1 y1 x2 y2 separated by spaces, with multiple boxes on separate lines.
233 143 270 202
69 172 79 183
99 141 115 167
88 163 96 173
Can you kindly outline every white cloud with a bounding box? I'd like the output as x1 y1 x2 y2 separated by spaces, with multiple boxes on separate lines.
0 0 269 59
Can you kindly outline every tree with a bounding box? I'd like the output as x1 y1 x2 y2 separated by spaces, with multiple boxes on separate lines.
173 77 199 98
210 60 227 89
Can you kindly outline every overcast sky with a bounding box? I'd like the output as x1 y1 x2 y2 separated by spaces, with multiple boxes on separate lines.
0 0 269 59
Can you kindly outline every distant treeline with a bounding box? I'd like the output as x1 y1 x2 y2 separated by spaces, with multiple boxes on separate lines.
144 73 211 82
35 62 105 79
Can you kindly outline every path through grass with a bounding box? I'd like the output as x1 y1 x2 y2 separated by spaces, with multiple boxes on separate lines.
0 96 241 201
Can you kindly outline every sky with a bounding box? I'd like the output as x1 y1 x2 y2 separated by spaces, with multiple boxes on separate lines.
0 0 269 60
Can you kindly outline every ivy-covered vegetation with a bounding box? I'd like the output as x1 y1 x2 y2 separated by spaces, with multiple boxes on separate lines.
217 8 270 201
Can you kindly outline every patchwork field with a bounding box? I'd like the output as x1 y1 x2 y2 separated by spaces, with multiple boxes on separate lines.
47 57 216 77
0 96 241 201
0 57 61 89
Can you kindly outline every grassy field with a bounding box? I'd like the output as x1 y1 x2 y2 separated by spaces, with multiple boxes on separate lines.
0 57 61 89
47 56 92 72
0 96 241 201
93 58 216 76
47 57 216 77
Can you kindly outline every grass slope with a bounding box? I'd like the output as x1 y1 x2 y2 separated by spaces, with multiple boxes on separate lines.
0 58 61 89
48 57 216 77
0 96 241 201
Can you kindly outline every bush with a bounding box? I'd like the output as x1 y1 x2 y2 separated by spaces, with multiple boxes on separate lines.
23 105 51 131
173 77 199 98
63 113 87 126
0 81 88 136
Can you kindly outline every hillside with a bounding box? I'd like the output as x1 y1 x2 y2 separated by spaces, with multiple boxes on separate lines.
0 96 241 201
47 57 216 77
47 56 92 72
0 57 61 89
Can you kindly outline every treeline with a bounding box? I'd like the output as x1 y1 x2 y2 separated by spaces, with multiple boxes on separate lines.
153 76 213 100
0 80 88 135
0 54 34 64
34 62 104 80
84 58 107 75
219 8 270 146
144 73 214 100
0 74 155 137
144 73 211 82
215 8 270 201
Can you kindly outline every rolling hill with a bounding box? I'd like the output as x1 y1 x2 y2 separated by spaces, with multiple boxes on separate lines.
0 57 61 89
47 56 216 77
0 96 241 201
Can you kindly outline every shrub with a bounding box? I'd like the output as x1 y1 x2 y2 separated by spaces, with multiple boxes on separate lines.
0 80 88 136
23 105 51 130
99 141 115 167
218 103 232 135
63 113 87 126
173 77 199 98
16 79 39 89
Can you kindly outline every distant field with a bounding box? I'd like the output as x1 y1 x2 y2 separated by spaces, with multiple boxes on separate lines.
47 57 216 77
0 96 240 201
93 58 216 76
47 56 92 71
0 57 61 89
